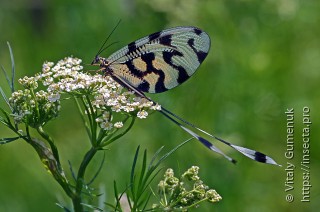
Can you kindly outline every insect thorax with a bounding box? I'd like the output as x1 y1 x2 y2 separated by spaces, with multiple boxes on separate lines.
93 56 111 74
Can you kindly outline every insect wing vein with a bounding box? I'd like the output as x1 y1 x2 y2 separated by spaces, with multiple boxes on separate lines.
106 26 211 93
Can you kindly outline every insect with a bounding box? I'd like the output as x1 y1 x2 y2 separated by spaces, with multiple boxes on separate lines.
92 25 279 166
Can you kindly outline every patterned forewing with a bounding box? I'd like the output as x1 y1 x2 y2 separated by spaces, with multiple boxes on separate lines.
107 27 211 93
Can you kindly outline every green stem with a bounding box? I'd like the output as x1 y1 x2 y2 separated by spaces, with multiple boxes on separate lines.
73 147 98 212
81 96 98 145
86 95 97 144
37 126 61 166
72 95 101 211
24 125 75 199
182 198 209 210
29 88 40 123
74 97 91 139
101 116 135 147
81 97 93 132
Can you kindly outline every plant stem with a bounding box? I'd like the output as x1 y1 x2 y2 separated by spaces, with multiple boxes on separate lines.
72 147 98 212
101 116 135 146
24 125 75 200
37 126 61 166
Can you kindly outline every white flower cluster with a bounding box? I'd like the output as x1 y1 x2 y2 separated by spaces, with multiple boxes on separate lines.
9 88 60 127
156 166 221 210
9 56 161 130
18 76 39 89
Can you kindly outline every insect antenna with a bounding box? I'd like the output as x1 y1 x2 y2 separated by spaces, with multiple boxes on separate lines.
98 41 119 55
95 20 122 57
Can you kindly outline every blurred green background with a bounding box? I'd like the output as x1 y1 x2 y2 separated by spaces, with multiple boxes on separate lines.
0 0 319 211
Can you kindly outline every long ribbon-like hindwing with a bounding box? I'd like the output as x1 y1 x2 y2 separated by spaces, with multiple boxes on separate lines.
92 26 280 166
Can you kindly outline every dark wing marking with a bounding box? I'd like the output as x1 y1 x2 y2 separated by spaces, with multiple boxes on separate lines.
109 73 280 166
106 27 211 93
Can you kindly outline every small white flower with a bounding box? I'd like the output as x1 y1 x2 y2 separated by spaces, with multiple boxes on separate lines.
137 110 148 119
100 122 113 131
95 118 103 123
106 99 118 106
141 101 153 108
18 76 38 89
121 106 134 112
42 61 54 73
151 104 161 111
11 56 162 128
48 93 60 102
114 122 123 128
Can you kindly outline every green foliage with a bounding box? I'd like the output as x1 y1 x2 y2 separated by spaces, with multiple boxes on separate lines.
0 51 219 211
155 166 221 211
107 143 221 211
0 1 319 211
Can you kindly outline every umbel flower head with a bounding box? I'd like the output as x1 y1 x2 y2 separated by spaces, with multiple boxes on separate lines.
9 56 161 129
155 166 222 210
9 77 60 128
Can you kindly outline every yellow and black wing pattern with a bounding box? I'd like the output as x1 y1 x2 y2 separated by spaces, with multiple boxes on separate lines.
99 26 210 93
93 26 279 166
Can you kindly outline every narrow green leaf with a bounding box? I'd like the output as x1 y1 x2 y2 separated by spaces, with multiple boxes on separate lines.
7 42 15 93
105 181 122 211
131 145 140 184
124 140 192 211
0 108 18 133
140 168 163 200
130 145 140 200
113 180 119 206
148 145 164 170
88 152 105 185
0 136 21 144
155 138 193 168
0 107 10 117
104 202 117 210
81 203 103 211
68 160 77 181
113 181 130 211
0 116 10 127
0 108 15 129
138 149 147 191
1 65 11 87
74 97 91 139
97 128 107 144
122 183 134 211
142 192 153 211
125 188 133 211
0 86 12 111
84 95 97 145
133 149 148 208
102 116 135 146
55 203 71 212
